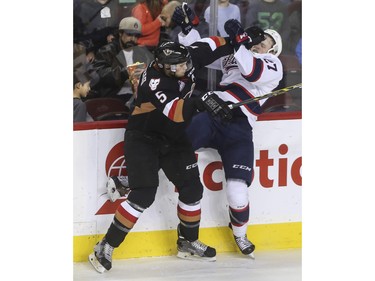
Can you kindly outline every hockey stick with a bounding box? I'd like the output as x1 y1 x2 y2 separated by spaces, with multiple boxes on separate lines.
182 2 189 24
227 83 302 109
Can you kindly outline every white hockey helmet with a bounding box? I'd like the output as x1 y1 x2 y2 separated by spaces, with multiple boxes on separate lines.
264 29 282 57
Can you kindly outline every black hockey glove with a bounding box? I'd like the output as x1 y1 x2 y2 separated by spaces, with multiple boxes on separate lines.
199 91 233 121
245 26 265 48
224 19 251 51
172 3 199 35
185 66 196 82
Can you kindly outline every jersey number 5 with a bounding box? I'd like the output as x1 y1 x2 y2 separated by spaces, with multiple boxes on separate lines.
155 91 167 103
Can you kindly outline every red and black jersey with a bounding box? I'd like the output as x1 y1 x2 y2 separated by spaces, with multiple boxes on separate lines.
127 62 196 141
126 39 233 141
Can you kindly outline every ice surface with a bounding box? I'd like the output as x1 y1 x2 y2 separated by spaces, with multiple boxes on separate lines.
74 249 301 281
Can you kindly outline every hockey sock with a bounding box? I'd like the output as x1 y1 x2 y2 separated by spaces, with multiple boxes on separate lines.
226 179 250 237
229 204 249 237
177 200 201 241
105 200 144 247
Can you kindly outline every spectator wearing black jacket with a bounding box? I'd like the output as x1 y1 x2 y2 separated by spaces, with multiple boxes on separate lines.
74 0 124 62
89 17 154 106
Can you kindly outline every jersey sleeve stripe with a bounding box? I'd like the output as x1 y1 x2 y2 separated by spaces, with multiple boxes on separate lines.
131 102 156 115
242 57 264 82
209 36 227 48
199 36 227 50
163 98 185 122
219 84 262 116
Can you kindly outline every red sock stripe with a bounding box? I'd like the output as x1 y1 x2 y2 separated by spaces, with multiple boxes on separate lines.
177 205 201 217
117 204 139 223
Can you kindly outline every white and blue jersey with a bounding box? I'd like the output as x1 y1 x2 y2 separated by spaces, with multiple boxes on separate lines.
180 29 283 184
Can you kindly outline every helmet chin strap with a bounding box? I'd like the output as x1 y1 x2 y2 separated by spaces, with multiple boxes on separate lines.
267 47 276 56
267 47 274 54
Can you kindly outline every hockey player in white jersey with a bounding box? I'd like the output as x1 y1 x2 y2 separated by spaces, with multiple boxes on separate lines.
172 4 283 258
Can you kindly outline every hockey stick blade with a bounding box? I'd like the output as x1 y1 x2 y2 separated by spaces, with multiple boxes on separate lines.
228 83 302 110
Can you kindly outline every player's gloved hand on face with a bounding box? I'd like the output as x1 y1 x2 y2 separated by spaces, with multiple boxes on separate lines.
245 26 265 48
197 91 233 121
172 3 199 35
224 19 251 51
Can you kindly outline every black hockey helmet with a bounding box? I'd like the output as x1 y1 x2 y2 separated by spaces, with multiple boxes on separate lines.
154 41 192 69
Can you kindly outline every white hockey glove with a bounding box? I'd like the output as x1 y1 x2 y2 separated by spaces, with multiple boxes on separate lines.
106 176 130 202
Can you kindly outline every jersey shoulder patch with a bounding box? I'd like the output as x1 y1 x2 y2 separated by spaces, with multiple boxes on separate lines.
149 78 161 91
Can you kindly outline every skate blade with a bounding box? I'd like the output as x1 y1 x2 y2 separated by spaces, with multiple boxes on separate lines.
247 252 255 259
88 252 106 273
177 251 216 262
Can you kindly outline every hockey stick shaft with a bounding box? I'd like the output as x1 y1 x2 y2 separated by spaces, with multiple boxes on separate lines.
227 83 302 109
182 2 189 23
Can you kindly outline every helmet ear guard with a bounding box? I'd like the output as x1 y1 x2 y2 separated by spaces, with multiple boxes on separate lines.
156 58 164 69
264 29 282 57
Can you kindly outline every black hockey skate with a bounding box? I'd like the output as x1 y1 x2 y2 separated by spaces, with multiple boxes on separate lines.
229 223 255 258
234 235 255 257
176 225 216 262
88 238 114 273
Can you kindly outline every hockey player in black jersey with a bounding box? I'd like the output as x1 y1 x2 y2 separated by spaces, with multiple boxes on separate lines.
89 40 234 273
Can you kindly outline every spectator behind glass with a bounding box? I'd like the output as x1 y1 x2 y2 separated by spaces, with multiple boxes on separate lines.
88 17 154 108
131 0 168 51
191 0 209 19
74 0 124 63
204 0 241 36
244 0 292 54
238 0 250 26
159 1 183 42
295 37 301 65
73 43 93 122
73 70 93 123
287 0 301 56
189 0 210 38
